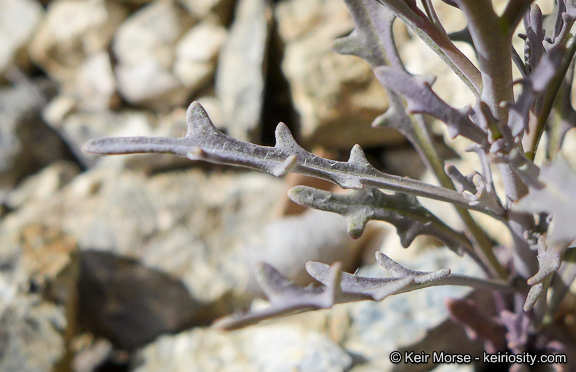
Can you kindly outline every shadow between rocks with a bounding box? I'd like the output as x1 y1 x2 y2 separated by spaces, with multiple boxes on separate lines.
77 250 233 352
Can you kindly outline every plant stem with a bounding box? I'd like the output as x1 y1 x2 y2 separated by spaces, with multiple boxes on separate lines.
457 0 537 279
526 39 576 160
501 0 537 38
411 116 506 279
379 0 482 95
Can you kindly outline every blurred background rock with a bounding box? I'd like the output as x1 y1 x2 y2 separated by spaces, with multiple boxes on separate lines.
0 0 506 371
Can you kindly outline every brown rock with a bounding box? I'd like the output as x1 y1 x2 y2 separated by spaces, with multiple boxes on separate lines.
276 0 403 150
177 0 236 25
0 225 78 372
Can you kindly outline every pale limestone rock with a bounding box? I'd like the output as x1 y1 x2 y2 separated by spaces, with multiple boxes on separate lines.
113 1 196 68
113 0 196 109
174 22 227 91
0 225 77 372
134 311 353 372
115 60 191 109
215 0 272 142
4 160 80 210
0 297 68 372
1 163 285 305
276 0 402 150
42 94 77 127
0 0 43 73
0 78 64 195
177 0 236 25
73 51 119 111
29 0 128 81
245 209 366 294
0 158 286 350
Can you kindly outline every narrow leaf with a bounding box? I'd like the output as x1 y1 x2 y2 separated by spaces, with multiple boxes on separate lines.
214 262 341 330
288 185 473 255
514 157 576 246
83 102 502 217
374 67 487 144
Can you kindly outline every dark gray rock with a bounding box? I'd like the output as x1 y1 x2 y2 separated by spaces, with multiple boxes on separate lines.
77 250 221 351
0 78 65 196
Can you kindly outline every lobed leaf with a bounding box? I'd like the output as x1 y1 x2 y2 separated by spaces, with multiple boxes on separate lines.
333 0 399 68
499 310 531 353
374 67 487 144
514 158 576 309
213 262 342 330
520 4 545 74
507 47 564 137
514 157 576 246
445 163 504 214
334 0 416 138
374 0 481 93
306 260 415 301
215 253 511 329
288 185 473 255
83 102 502 217
551 0 576 45
312 252 511 295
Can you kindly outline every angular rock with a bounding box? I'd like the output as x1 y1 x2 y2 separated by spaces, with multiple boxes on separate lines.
133 311 353 371
115 61 191 110
0 297 68 372
77 250 218 351
1 163 285 316
276 0 403 150
113 1 195 68
215 0 272 142
73 51 119 111
0 0 43 74
174 22 227 92
178 0 236 25
113 0 196 109
28 0 128 81
0 224 78 372
4 160 80 211
0 78 65 196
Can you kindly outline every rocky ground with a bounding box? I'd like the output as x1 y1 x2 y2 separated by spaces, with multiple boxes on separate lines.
0 0 563 371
